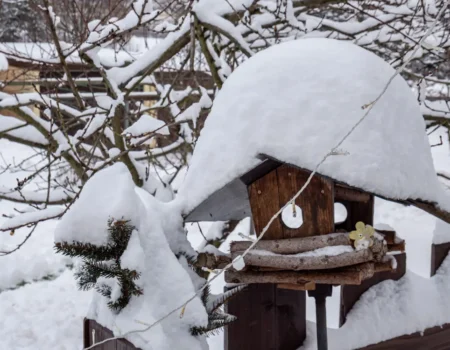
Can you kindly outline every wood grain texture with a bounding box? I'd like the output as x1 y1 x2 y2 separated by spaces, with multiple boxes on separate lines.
84 319 141 350
375 229 396 245
232 166 334 350
431 242 450 276
248 169 284 239
335 183 371 202
224 284 306 350
276 164 334 238
388 238 405 253
225 268 366 285
277 282 316 291
359 323 450 350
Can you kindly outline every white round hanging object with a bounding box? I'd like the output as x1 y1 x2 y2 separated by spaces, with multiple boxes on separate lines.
232 255 246 271
281 204 303 229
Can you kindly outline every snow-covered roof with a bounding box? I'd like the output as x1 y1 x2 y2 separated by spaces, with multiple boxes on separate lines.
177 38 448 216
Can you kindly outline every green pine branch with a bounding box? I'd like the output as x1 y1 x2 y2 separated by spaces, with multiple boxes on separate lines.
55 218 142 313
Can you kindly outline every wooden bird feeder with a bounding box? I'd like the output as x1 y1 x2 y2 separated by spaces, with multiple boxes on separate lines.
82 38 450 350
185 157 407 350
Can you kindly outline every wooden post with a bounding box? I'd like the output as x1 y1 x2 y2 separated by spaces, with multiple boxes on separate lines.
431 242 450 276
225 284 306 349
308 285 333 350
225 165 334 350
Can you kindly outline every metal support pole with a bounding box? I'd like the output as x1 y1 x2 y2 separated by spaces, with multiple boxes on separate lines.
308 285 333 350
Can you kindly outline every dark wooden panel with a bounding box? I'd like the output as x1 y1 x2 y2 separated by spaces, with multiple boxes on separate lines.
241 158 282 185
225 284 306 350
276 165 334 238
83 318 90 348
360 323 450 350
335 195 374 232
228 166 332 349
84 319 140 350
335 184 371 203
340 253 406 327
248 169 284 239
431 242 450 276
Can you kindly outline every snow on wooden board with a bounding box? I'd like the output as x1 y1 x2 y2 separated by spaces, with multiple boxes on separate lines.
374 223 395 231
252 245 354 258
302 255 450 349
176 38 447 215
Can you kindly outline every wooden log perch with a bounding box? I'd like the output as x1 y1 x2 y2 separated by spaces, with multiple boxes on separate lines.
231 249 373 271
387 238 405 253
374 260 395 273
375 229 396 245
230 233 351 255
332 262 375 281
196 252 231 269
226 267 367 285
371 236 388 262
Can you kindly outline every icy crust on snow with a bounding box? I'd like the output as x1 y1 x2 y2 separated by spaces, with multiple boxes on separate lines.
55 163 207 350
177 38 446 215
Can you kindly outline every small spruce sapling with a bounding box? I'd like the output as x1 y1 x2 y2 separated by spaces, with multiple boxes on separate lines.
55 219 142 312
190 284 246 337
180 252 246 337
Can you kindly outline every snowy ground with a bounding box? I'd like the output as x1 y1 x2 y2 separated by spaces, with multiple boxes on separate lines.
0 126 449 349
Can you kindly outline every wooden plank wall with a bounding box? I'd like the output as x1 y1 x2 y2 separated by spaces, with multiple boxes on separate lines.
83 319 140 350
225 284 306 350
360 323 450 350
248 164 334 239
431 242 450 276
226 166 334 350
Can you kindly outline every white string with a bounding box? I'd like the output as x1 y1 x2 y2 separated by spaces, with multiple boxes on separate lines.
84 2 449 348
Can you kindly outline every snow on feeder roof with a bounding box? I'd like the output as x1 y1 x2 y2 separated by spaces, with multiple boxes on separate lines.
176 38 449 220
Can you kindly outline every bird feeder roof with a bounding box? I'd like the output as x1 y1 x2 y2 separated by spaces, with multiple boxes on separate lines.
175 38 449 219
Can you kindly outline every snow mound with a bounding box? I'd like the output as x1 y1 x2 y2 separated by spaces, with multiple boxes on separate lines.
177 38 444 214
302 254 450 349
55 163 141 246
54 163 207 350
89 192 207 350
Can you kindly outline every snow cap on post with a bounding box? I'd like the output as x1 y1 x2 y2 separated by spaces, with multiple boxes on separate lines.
177 38 446 215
